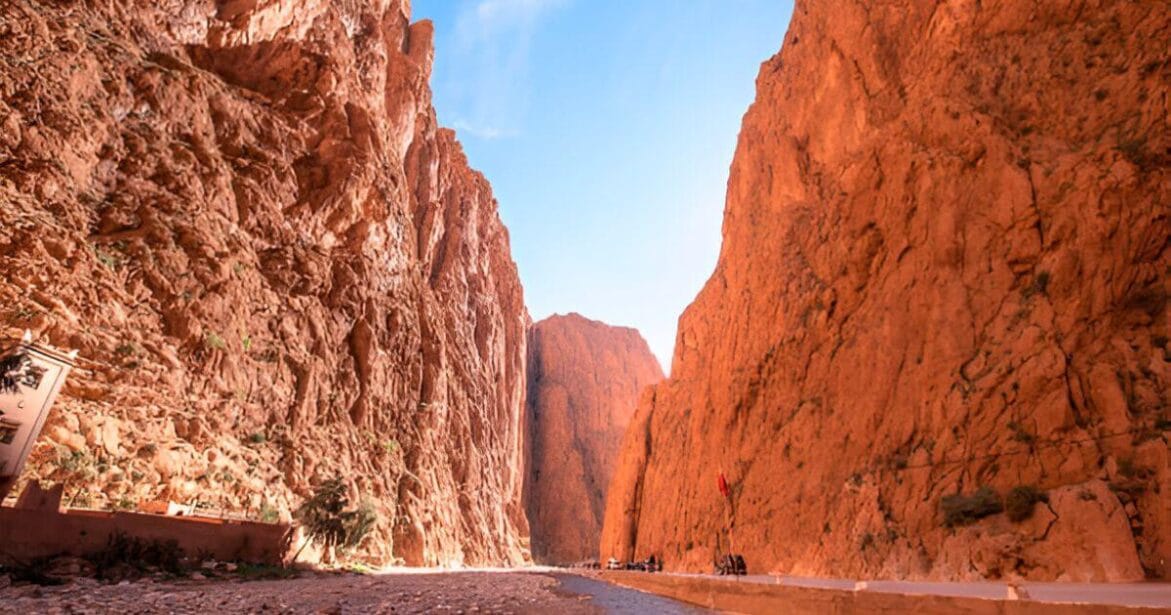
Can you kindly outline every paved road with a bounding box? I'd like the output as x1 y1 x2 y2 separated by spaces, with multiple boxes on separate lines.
552 573 712 614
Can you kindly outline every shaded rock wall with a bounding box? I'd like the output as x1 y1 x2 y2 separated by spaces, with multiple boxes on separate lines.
525 314 662 564
602 0 1169 581
0 0 529 566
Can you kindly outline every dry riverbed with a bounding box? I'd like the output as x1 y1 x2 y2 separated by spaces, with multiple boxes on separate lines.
0 569 709 614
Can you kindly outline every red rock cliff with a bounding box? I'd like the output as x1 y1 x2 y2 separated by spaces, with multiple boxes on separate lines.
525 314 662 564
0 0 529 565
602 0 1169 581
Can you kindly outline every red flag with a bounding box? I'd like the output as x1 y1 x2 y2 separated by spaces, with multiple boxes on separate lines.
718 472 730 499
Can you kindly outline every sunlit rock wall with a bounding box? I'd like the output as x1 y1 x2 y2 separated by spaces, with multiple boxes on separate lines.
0 0 529 566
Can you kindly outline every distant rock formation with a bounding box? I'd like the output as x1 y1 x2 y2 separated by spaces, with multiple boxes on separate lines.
525 314 662 564
0 0 528 565
602 0 1169 581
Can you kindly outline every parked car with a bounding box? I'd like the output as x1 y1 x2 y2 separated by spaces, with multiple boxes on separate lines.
606 557 622 570
644 555 661 572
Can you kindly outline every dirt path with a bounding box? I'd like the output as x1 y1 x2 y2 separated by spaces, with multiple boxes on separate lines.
0 570 712 614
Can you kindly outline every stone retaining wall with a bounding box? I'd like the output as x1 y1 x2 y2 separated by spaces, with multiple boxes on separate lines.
0 506 294 565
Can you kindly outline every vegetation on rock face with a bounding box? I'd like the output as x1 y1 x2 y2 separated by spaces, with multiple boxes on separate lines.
295 478 377 560
1110 458 1152 500
941 487 1003 528
203 332 227 351
257 500 281 523
1005 485 1048 522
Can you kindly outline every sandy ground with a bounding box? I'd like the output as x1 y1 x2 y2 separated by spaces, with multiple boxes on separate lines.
0 569 711 614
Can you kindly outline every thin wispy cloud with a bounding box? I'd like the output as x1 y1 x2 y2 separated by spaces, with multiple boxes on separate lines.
440 0 568 140
451 120 515 140
466 0 567 36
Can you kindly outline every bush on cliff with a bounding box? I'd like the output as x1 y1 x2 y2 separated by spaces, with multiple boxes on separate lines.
941 487 1003 528
1004 485 1048 522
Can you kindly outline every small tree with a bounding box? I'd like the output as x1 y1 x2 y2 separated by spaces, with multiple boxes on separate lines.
293 477 376 562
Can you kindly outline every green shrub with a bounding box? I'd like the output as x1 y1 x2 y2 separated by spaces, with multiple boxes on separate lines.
204 332 226 351
1005 485 1048 522
258 501 280 523
86 532 184 580
234 562 297 580
95 245 122 270
1 556 68 586
57 448 94 478
941 487 1003 527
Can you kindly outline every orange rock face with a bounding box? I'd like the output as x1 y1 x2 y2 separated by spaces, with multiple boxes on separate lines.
0 0 528 565
525 314 662 564
602 0 1169 581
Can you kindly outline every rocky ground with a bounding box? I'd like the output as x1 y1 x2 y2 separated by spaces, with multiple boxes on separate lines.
0 570 705 614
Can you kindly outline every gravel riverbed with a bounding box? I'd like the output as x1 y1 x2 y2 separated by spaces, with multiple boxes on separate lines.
0 569 710 614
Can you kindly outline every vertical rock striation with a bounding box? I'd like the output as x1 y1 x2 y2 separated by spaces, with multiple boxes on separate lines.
0 0 528 565
525 314 662 564
602 0 1169 581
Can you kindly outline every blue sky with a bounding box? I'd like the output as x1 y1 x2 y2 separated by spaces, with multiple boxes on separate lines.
413 0 794 371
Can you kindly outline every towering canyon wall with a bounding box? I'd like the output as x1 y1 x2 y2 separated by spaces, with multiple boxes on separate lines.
602 0 1169 581
525 314 662 564
0 0 529 565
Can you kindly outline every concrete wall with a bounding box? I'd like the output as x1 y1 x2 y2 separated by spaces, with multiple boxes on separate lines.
0 506 294 565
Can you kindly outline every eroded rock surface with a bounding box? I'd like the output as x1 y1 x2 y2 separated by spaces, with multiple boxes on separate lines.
602 0 1169 581
0 0 528 565
525 314 662 564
